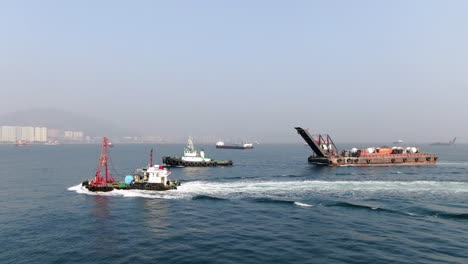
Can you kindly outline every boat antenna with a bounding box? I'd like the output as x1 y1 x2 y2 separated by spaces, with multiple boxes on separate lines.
149 148 154 167
92 137 115 185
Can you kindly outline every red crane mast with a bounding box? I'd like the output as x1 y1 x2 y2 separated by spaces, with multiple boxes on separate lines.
90 137 115 186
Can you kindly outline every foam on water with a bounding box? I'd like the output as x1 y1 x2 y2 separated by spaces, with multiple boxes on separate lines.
294 202 313 207
68 180 468 200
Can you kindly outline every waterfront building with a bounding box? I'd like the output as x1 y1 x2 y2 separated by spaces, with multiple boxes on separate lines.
0 126 17 142
34 127 48 142
18 126 35 142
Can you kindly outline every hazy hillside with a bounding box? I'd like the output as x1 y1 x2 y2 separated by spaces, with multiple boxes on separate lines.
0 108 137 137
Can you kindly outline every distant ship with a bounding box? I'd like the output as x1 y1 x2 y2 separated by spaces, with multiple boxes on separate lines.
216 141 254 149
15 140 30 146
44 141 60 145
392 139 403 144
430 137 456 146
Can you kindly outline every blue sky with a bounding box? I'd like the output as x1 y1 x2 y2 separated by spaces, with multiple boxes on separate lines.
1 1 467 142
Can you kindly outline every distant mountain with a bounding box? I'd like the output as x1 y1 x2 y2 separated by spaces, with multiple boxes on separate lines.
0 108 137 137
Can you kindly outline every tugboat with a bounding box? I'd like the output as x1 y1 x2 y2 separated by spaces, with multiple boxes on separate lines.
216 141 254 149
123 149 180 190
295 127 438 166
82 137 119 192
82 140 180 192
163 137 233 167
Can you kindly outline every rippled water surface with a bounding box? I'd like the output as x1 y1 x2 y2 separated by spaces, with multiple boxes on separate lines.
1 143 468 263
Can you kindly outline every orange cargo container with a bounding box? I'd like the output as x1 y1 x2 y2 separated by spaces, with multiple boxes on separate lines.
377 148 392 154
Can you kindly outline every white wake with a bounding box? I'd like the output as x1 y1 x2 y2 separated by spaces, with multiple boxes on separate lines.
68 180 468 200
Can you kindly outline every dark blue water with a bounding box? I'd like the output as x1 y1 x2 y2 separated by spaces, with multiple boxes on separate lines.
1 143 468 263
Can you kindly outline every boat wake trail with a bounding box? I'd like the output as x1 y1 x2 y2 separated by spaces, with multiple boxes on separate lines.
327 202 396 214
326 201 468 220
68 180 468 201
437 162 468 166
294 201 313 207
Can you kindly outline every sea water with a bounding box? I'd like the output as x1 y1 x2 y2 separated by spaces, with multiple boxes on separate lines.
1 143 467 263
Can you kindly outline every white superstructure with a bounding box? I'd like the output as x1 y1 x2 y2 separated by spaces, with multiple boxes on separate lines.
181 137 212 162
146 165 171 184
243 143 253 148
134 165 171 185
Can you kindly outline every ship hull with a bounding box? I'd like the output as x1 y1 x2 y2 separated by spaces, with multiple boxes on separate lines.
125 182 174 191
308 154 437 166
163 156 233 167
82 180 180 192
82 181 115 192
216 145 253 149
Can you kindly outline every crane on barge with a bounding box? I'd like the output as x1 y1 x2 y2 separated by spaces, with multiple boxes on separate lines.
82 137 117 192
295 127 437 166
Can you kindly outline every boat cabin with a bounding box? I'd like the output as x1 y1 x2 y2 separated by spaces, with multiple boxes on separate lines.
134 165 171 185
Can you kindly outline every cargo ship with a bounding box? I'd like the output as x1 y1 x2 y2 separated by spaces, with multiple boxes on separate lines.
295 127 437 166
430 137 456 146
163 137 233 167
82 138 179 192
216 141 254 149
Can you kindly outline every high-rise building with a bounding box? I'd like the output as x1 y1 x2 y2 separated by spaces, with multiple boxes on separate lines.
34 127 47 142
64 130 84 141
0 126 17 142
64 131 74 139
18 127 35 142
48 129 62 139
72 131 83 139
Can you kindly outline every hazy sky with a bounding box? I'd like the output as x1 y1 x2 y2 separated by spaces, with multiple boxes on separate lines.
1 1 467 143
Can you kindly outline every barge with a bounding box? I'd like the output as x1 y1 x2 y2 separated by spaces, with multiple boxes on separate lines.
295 127 438 166
163 137 233 167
